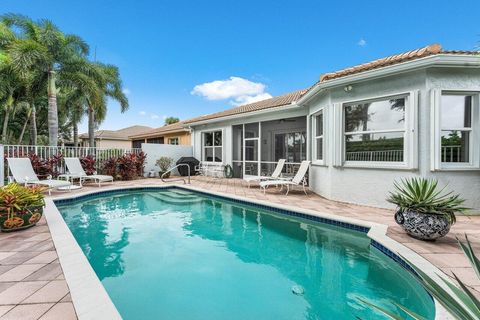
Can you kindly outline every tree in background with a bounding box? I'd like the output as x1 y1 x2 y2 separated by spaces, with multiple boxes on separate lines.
164 116 179 125
0 14 128 146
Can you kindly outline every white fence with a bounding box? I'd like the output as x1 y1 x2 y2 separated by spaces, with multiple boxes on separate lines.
1 145 142 185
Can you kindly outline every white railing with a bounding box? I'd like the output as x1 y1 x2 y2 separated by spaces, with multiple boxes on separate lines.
441 145 462 163
345 150 404 162
2 145 142 185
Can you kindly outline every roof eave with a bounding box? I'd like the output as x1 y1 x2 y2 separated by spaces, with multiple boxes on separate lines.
185 103 301 127
297 54 480 106
129 128 190 139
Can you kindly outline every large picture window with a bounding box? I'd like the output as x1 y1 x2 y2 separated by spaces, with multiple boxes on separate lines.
203 131 222 162
440 94 472 163
344 96 406 162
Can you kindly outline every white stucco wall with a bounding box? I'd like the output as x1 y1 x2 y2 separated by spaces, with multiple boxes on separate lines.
307 68 480 211
141 143 193 176
188 66 479 212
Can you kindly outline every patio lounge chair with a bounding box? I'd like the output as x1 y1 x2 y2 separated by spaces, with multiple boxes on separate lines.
64 157 114 187
243 159 286 188
260 160 311 195
7 158 72 195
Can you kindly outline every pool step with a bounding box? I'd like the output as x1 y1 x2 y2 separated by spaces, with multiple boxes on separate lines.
158 190 198 200
167 189 196 197
149 193 203 205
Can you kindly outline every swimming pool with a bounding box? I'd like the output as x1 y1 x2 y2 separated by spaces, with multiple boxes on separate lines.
56 187 435 320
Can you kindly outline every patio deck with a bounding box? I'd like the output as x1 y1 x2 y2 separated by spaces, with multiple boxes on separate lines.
0 176 478 319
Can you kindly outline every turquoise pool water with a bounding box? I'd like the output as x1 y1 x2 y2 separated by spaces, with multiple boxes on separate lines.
57 188 435 320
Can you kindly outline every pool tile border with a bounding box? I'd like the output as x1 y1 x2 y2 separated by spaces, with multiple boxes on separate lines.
49 184 452 320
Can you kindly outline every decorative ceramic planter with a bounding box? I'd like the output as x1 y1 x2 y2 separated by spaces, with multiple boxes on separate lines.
395 210 451 241
159 171 171 179
0 206 44 232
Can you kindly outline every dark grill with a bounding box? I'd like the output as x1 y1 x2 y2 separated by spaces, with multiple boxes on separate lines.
176 157 200 176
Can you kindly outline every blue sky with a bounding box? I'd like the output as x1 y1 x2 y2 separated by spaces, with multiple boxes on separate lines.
2 0 479 132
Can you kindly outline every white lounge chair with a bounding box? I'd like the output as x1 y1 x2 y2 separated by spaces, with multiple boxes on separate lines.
243 159 286 188
64 157 114 187
260 160 311 195
7 158 72 195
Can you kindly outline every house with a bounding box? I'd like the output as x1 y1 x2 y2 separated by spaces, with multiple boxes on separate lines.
129 121 191 148
79 125 153 149
185 44 480 211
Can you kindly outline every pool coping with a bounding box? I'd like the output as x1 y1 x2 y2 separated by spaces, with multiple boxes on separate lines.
46 184 454 320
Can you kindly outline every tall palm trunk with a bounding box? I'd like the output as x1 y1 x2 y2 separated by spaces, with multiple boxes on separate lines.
30 104 37 145
47 70 59 146
73 122 79 147
18 106 32 144
88 105 95 148
2 110 10 143
1 95 13 143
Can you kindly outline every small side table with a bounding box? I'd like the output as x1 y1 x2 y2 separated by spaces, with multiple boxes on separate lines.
57 174 83 190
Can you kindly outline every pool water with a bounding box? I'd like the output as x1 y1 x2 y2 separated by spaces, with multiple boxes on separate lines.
57 188 435 320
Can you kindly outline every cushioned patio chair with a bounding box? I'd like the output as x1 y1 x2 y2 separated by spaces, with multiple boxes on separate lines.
64 157 114 187
260 160 311 195
7 158 72 195
243 159 286 188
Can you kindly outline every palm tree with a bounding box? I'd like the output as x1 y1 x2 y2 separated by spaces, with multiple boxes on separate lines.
1 14 89 146
164 116 180 125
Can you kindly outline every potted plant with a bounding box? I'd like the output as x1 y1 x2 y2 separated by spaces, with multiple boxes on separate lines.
156 157 173 178
0 183 47 232
387 177 466 241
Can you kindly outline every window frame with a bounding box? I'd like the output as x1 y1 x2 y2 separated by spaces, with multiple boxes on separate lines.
340 92 417 169
312 108 325 165
168 137 179 145
431 90 480 171
202 130 223 163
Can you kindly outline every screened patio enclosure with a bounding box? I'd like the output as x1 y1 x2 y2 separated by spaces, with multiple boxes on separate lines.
231 116 307 178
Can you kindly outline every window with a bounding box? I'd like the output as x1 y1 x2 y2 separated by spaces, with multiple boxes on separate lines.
440 95 472 163
314 110 324 161
344 96 406 163
203 131 222 162
146 137 164 144
132 140 143 148
169 137 179 145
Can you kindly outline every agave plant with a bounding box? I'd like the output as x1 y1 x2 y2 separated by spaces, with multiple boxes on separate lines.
359 235 480 319
387 178 466 224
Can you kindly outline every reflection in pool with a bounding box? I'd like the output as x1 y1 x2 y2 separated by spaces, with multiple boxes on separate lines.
57 188 435 320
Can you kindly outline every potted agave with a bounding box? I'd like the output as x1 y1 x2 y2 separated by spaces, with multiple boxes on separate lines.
387 178 466 241
0 183 47 232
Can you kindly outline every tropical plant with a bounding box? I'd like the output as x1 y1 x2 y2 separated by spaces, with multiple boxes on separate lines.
27 153 63 178
387 178 466 224
116 153 137 180
156 156 173 172
358 235 480 320
0 183 47 230
102 157 117 178
80 155 96 175
133 151 147 177
164 116 180 125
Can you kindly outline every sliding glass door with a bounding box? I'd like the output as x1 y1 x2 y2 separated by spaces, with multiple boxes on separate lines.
243 122 260 176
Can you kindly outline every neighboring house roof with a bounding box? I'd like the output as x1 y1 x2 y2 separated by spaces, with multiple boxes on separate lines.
79 125 153 141
129 121 189 139
184 89 308 125
319 44 478 82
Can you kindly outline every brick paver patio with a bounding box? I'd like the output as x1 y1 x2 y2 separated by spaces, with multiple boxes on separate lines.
0 176 478 319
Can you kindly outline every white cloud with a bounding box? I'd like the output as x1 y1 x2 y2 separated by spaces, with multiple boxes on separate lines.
122 88 131 95
233 93 273 106
191 76 271 106
151 114 160 120
357 38 367 47
139 111 146 116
